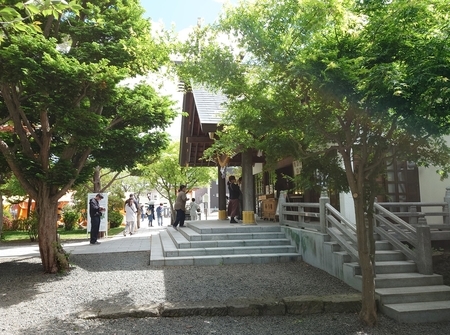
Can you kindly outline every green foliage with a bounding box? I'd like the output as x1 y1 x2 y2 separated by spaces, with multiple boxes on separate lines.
1 216 13 232
108 210 123 229
1 226 124 242
140 142 216 209
178 0 450 197
177 1 450 324
0 0 176 272
15 212 39 242
107 193 126 213
62 206 80 231
0 1 82 43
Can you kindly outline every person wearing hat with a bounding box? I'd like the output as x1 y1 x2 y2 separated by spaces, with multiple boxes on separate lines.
89 193 105 245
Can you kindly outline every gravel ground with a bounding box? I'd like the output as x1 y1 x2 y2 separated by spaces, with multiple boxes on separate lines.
1 252 450 335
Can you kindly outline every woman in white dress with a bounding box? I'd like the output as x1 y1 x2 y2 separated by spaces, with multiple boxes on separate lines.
124 198 137 236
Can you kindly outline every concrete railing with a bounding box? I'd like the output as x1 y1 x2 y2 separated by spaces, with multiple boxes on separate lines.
279 202 321 231
374 203 433 275
278 192 450 275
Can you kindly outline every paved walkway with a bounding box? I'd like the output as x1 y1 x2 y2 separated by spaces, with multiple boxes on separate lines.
0 223 161 258
0 212 247 258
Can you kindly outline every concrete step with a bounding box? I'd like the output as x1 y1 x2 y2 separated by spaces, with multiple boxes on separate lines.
187 238 293 249
373 273 444 288
347 260 417 276
376 285 450 304
374 250 406 262
381 301 450 323
195 232 288 241
171 245 297 257
374 240 394 251
152 252 300 267
150 225 300 267
176 228 291 248
188 225 282 234
168 227 289 247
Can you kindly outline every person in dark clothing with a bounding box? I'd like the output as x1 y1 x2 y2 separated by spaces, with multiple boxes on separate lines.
173 185 188 230
89 193 105 245
156 203 164 226
147 203 155 227
227 176 241 223
238 176 243 220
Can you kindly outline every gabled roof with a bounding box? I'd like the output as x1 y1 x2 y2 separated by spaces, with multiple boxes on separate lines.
192 86 227 133
179 86 264 167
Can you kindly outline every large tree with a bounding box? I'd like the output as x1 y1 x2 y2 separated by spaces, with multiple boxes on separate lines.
177 0 450 325
0 1 175 273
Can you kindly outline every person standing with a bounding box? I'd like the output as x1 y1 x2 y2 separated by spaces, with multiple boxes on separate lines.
189 198 200 221
123 198 137 236
141 205 145 221
127 194 140 231
156 203 164 226
173 185 188 230
238 176 243 220
147 203 155 227
227 176 241 223
89 193 105 245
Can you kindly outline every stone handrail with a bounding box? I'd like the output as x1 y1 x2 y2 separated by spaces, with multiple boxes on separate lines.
374 203 433 275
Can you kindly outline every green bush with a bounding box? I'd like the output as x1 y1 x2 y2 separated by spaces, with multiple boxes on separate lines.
2 216 13 231
108 210 123 228
62 206 80 231
17 213 38 242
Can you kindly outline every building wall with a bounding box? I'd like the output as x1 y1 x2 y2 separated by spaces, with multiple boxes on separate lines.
418 165 450 224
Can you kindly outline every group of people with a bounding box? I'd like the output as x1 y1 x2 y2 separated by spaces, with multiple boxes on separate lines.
87 184 213 242
172 175 241 230
124 195 165 235
145 203 164 227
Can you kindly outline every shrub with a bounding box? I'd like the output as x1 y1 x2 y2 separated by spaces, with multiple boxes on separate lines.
2 216 13 231
62 206 80 231
17 213 39 242
108 210 123 228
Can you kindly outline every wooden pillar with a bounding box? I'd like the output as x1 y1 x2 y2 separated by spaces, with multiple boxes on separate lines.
218 166 227 220
242 149 256 224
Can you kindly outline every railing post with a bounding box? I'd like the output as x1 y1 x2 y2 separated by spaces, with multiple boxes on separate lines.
443 187 450 225
409 205 418 226
416 217 433 275
319 190 330 234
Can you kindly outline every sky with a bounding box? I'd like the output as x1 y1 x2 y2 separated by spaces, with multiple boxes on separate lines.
136 0 236 140
140 0 232 32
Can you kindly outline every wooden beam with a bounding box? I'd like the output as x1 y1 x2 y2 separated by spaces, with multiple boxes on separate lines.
186 136 214 144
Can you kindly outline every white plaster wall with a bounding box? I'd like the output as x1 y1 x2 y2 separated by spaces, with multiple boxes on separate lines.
418 165 450 224
419 135 450 203
339 192 356 223
252 162 263 175
418 166 449 203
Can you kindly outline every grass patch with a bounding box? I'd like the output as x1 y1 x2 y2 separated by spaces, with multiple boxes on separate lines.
1 226 125 243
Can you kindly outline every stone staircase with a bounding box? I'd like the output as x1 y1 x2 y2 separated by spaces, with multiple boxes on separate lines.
149 222 300 266
338 239 450 323
149 219 450 323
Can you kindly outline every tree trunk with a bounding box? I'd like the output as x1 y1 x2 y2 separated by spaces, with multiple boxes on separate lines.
354 194 377 326
0 190 3 243
37 196 69 273
93 167 101 192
